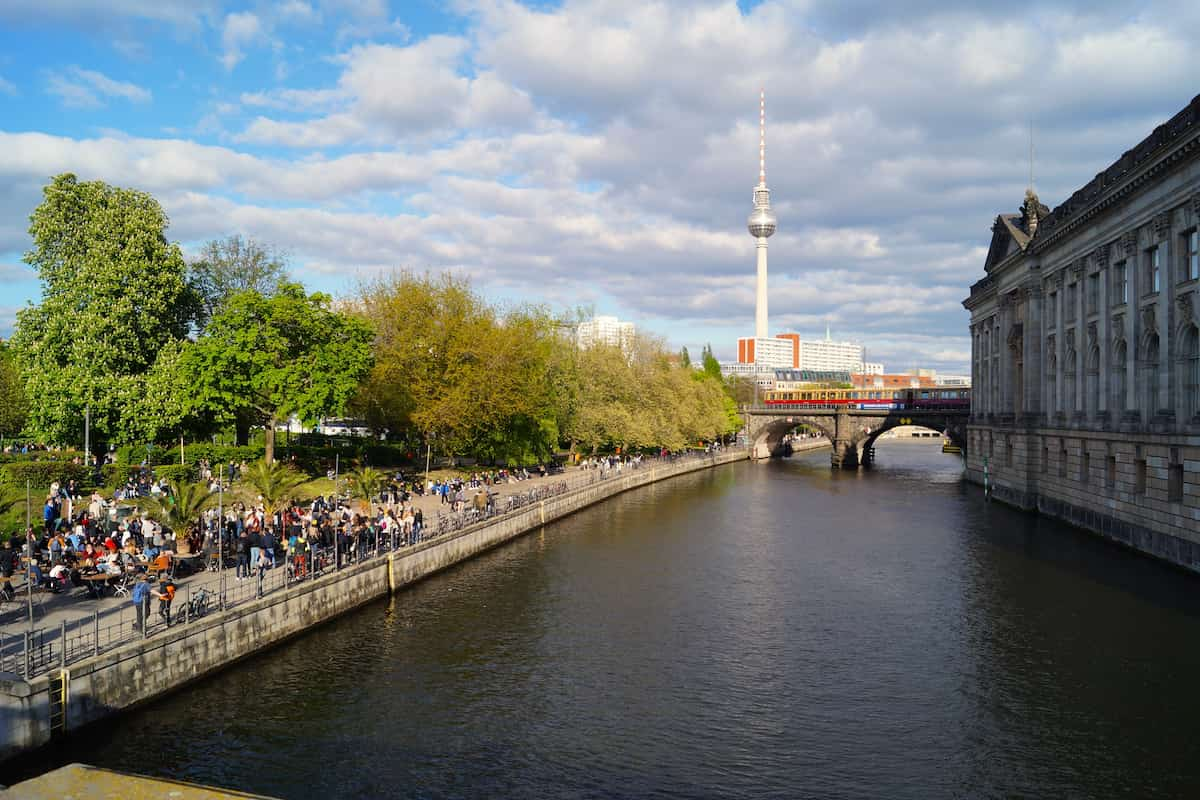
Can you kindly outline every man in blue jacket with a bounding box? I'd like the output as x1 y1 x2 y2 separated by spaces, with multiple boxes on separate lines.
131 576 151 634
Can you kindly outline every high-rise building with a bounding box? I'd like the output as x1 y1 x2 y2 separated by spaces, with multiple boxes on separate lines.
576 315 636 350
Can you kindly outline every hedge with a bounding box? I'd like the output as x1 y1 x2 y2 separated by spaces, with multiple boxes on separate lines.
1 461 89 489
153 464 197 486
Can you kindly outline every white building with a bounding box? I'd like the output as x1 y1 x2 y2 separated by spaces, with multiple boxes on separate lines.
859 361 885 375
792 334 865 373
735 336 794 369
577 315 636 350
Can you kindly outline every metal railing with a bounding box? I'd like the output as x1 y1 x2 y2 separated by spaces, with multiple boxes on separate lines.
0 447 739 679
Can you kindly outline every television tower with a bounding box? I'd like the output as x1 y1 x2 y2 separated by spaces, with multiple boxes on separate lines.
747 89 776 339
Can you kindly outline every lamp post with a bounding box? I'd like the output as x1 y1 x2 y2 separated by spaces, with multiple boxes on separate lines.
424 432 433 494
26 479 33 631
217 463 227 608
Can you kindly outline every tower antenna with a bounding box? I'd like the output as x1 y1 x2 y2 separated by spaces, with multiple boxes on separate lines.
759 88 766 185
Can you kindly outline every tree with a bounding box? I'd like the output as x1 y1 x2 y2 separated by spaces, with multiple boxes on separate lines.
182 283 374 463
10 174 194 453
346 465 384 510
189 235 288 330
148 482 215 545
701 343 722 380
0 342 29 444
239 459 307 519
679 346 691 369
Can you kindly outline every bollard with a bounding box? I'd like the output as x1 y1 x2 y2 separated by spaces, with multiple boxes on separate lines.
93 610 100 657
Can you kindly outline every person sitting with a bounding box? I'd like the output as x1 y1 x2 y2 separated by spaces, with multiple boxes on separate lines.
48 562 71 592
97 552 123 576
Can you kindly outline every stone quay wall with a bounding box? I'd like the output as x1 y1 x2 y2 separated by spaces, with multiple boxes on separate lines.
0 449 748 763
966 425 1200 572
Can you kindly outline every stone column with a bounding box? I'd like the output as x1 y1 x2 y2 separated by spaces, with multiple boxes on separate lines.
1074 262 1086 415
1096 247 1109 421
1155 212 1172 419
1000 295 1013 416
1024 286 1042 418
1123 231 1139 416
1055 273 1065 420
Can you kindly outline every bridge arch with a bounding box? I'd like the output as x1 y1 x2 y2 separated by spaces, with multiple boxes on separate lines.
745 407 968 469
746 415 836 460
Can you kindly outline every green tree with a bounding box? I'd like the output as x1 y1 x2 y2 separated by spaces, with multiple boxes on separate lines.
0 342 29 444
678 346 691 369
11 174 195 453
189 234 289 331
148 482 215 544
183 283 374 463
701 343 722 380
239 459 307 518
346 465 384 510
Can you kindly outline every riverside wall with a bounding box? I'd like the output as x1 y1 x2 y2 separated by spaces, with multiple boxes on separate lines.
0 450 747 762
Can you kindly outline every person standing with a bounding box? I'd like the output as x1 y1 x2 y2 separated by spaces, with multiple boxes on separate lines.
155 579 176 627
131 576 151 634
236 531 250 580
255 545 271 599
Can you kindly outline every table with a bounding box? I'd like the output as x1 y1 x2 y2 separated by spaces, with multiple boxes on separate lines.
81 572 120 598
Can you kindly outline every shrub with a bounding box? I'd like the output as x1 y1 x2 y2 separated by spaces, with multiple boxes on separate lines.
1 461 89 489
153 464 196 486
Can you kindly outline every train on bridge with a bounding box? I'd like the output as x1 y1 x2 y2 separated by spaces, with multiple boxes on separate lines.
762 385 970 411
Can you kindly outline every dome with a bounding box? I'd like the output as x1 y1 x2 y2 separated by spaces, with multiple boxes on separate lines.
748 206 777 238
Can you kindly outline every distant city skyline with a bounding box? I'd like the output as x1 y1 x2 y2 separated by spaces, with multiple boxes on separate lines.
2 2 1200 375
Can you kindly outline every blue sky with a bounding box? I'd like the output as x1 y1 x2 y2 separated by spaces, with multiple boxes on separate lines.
2 0 1199 373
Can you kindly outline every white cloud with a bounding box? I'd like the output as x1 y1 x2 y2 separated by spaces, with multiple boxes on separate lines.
221 11 265 70
236 36 539 147
46 66 151 108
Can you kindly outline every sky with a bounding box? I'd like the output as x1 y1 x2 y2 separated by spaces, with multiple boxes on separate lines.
1 1 1199 374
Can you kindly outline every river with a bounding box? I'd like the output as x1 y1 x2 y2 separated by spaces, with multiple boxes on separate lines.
21 440 1200 798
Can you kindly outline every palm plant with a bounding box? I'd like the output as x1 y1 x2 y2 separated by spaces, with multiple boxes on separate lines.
239 458 308 519
149 482 216 548
346 465 384 511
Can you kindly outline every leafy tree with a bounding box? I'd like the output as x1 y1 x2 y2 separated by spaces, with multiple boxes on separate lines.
10 174 194 453
189 235 289 330
701 343 722 379
678 346 691 369
239 459 307 518
183 283 374 463
0 342 29 443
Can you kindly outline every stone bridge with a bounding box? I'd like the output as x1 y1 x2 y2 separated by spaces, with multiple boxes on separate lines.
743 405 969 468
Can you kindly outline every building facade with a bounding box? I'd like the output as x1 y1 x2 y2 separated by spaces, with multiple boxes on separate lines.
793 334 866 372
963 93 1200 572
576 315 636 350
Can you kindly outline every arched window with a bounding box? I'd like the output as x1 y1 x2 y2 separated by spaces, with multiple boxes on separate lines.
1141 333 1161 416
1181 324 1199 421
1086 344 1100 419
1070 347 1080 412
1112 340 1127 413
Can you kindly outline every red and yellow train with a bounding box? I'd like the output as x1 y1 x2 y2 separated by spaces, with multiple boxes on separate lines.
762 386 970 411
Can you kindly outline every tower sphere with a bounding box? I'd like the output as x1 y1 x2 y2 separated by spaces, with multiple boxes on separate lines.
748 205 776 238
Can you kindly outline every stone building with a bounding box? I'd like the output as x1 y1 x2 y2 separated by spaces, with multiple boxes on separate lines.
963 93 1200 572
